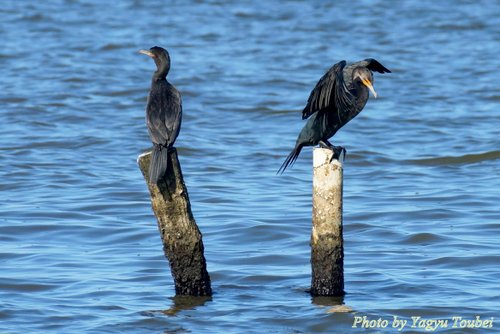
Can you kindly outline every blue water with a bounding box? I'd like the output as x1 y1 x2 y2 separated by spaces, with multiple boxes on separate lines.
1 0 499 333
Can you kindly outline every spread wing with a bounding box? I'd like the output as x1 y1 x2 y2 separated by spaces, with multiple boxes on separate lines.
359 58 391 74
301 60 354 120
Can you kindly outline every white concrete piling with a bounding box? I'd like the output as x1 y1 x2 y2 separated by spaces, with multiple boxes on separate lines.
310 147 344 296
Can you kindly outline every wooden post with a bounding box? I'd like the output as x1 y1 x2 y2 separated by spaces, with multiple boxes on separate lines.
310 147 344 296
138 148 212 296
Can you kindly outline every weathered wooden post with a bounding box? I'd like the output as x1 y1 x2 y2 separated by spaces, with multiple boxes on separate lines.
310 147 344 296
138 148 212 296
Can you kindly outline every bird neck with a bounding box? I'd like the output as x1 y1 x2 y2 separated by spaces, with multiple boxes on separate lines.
153 73 168 82
153 69 169 82
355 81 369 95
351 82 369 110
153 58 170 81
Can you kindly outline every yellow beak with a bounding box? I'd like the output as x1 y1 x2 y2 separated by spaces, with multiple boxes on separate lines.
138 49 155 58
362 78 377 98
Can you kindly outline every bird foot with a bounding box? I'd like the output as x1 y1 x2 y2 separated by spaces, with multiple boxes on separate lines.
318 140 331 149
329 145 346 163
318 141 346 162
156 143 171 152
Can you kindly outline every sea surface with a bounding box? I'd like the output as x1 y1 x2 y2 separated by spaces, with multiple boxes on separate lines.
1 0 499 333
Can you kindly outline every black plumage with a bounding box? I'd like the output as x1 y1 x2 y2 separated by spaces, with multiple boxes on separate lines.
278 58 391 174
139 46 182 184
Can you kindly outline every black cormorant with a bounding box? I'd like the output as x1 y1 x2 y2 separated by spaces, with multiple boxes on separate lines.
278 58 391 174
139 46 182 184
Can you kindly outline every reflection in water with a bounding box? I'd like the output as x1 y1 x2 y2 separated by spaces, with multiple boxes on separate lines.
312 295 344 307
312 295 353 314
162 296 212 316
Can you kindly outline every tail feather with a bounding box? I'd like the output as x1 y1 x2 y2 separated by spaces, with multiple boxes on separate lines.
149 145 169 184
277 145 303 174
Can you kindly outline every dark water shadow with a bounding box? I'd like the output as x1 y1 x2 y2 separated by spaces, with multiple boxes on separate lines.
312 295 354 313
407 150 500 166
161 295 212 316
312 295 345 307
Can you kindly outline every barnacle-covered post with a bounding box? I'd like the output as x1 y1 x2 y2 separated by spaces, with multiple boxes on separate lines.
310 147 344 296
138 149 212 296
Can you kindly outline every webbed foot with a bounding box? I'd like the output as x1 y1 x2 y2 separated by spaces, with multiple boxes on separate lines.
318 141 346 162
330 145 346 163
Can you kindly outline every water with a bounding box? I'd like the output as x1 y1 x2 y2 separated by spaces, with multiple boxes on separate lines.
1 0 499 333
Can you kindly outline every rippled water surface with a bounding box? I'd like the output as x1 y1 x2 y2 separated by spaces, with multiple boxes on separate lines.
1 0 499 333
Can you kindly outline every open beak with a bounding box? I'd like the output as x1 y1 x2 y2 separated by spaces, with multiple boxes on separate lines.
138 49 155 58
361 78 377 98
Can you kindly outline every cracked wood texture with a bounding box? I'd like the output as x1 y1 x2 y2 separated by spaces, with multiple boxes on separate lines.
311 148 344 296
138 148 212 296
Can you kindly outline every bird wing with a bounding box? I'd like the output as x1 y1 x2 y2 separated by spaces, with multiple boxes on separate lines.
301 60 354 120
359 58 391 73
164 89 182 147
146 84 182 147
146 94 170 146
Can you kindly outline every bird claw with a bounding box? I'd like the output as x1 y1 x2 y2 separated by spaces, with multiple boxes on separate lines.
329 146 346 163
318 141 346 163
157 143 170 152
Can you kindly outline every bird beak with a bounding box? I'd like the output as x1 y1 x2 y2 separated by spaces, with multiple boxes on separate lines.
361 78 377 98
138 49 155 58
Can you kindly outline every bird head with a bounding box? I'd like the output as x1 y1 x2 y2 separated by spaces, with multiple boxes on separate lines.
139 46 171 79
353 67 377 98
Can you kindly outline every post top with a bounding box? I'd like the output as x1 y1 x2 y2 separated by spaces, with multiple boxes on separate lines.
137 150 152 164
313 148 343 168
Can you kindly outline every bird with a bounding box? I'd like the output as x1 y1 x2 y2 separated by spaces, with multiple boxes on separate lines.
139 46 182 184
277 58 391 174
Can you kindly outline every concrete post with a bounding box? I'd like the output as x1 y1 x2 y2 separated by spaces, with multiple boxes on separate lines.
310 147 344 296
138 148 212 296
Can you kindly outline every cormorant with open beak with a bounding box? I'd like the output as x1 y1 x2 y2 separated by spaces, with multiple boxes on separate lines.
278 58 391 174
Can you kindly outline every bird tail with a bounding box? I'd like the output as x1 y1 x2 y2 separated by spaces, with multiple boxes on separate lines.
277 144 303 175
149 144 169 184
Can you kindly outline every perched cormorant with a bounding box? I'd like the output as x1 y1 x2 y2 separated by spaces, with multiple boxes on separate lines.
139 46 182 184
278 58 391 174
